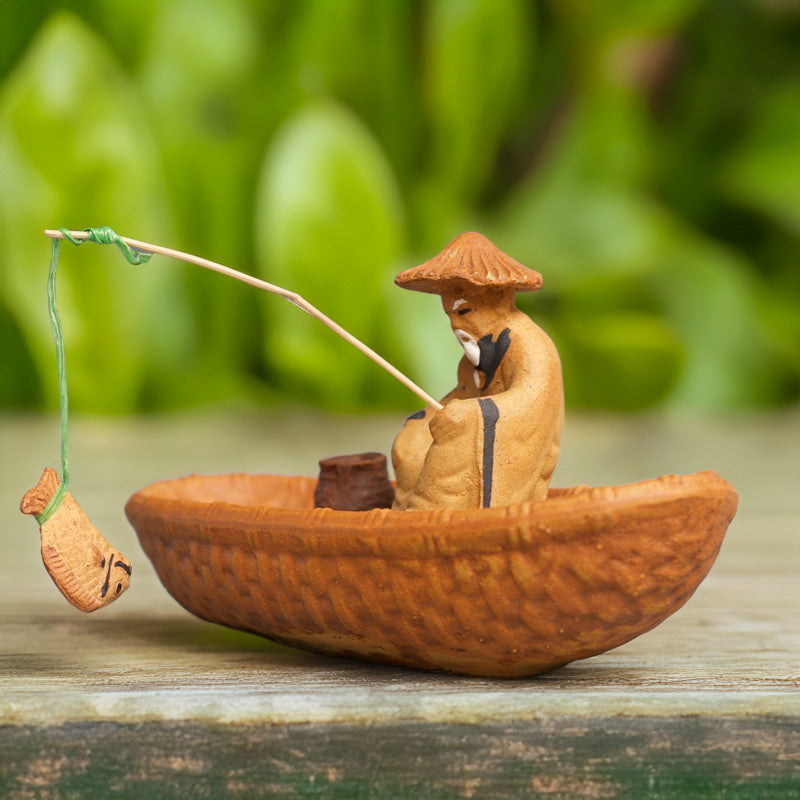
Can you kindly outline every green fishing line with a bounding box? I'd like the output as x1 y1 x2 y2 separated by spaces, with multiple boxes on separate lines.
36 237 70 524
35 227 152 525
60 225 153 266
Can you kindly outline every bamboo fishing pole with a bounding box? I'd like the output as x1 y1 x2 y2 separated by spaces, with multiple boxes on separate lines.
44 229 443 411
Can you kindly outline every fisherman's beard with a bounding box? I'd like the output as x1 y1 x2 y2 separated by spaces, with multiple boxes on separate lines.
453 327 513 391
453 329 480 366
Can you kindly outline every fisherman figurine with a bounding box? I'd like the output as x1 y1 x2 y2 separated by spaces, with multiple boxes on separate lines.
392 232 564 510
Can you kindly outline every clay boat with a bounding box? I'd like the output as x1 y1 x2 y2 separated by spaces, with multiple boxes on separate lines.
125 470 737 677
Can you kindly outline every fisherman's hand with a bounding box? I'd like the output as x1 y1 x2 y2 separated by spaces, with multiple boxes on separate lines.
429 398 479 440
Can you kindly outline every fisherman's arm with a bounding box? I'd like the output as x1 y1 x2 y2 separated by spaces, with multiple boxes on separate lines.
391 358 477 509
401 396 483 510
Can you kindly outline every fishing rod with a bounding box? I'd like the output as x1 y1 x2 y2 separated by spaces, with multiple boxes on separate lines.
44 228 443 411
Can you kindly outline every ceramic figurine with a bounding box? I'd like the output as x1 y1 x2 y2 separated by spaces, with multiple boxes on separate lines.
392 232 563 510
24 227 740 674
124 233 739 677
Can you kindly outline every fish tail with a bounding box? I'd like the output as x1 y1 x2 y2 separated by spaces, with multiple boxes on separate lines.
20 467 61 516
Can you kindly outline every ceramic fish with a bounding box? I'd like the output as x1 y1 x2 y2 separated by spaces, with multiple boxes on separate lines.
20 467 131 612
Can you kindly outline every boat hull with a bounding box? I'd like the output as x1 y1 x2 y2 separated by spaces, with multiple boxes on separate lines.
125 471 737 677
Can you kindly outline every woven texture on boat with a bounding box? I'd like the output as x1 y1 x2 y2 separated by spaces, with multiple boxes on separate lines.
127 471 737 677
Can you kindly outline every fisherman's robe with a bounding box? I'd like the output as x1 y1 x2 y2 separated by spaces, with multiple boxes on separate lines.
392 311 563 510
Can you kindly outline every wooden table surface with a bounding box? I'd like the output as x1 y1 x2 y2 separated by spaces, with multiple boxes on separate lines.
1 409 798 799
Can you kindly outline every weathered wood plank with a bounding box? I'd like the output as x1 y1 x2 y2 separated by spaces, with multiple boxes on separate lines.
2 411 798 797
2 718 798 799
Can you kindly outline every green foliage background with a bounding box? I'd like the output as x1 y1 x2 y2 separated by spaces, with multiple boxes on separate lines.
1 0 798 414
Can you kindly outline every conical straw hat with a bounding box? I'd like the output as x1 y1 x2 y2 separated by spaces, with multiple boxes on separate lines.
395 232 542 294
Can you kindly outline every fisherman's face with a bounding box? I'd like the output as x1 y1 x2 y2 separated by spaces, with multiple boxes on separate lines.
440 289 514 366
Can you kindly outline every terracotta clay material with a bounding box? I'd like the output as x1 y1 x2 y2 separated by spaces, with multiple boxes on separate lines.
392 232 563 511
21 467 132 612
394 231 543 294
314 452 395 511
126 470 737 677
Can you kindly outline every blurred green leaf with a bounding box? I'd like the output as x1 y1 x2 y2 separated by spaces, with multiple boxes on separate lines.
255 100 404 408
721 82 800 236
0 12 187 413
756 285 800 401
650 222 785 408
418 0 530 238
500 183 663 291
138 0 268 252
135 0 276 403
290 0 419 183
558 311 683 410
0 306 40 408
290 0 379 99
496 81 658 289
553 0 702 40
